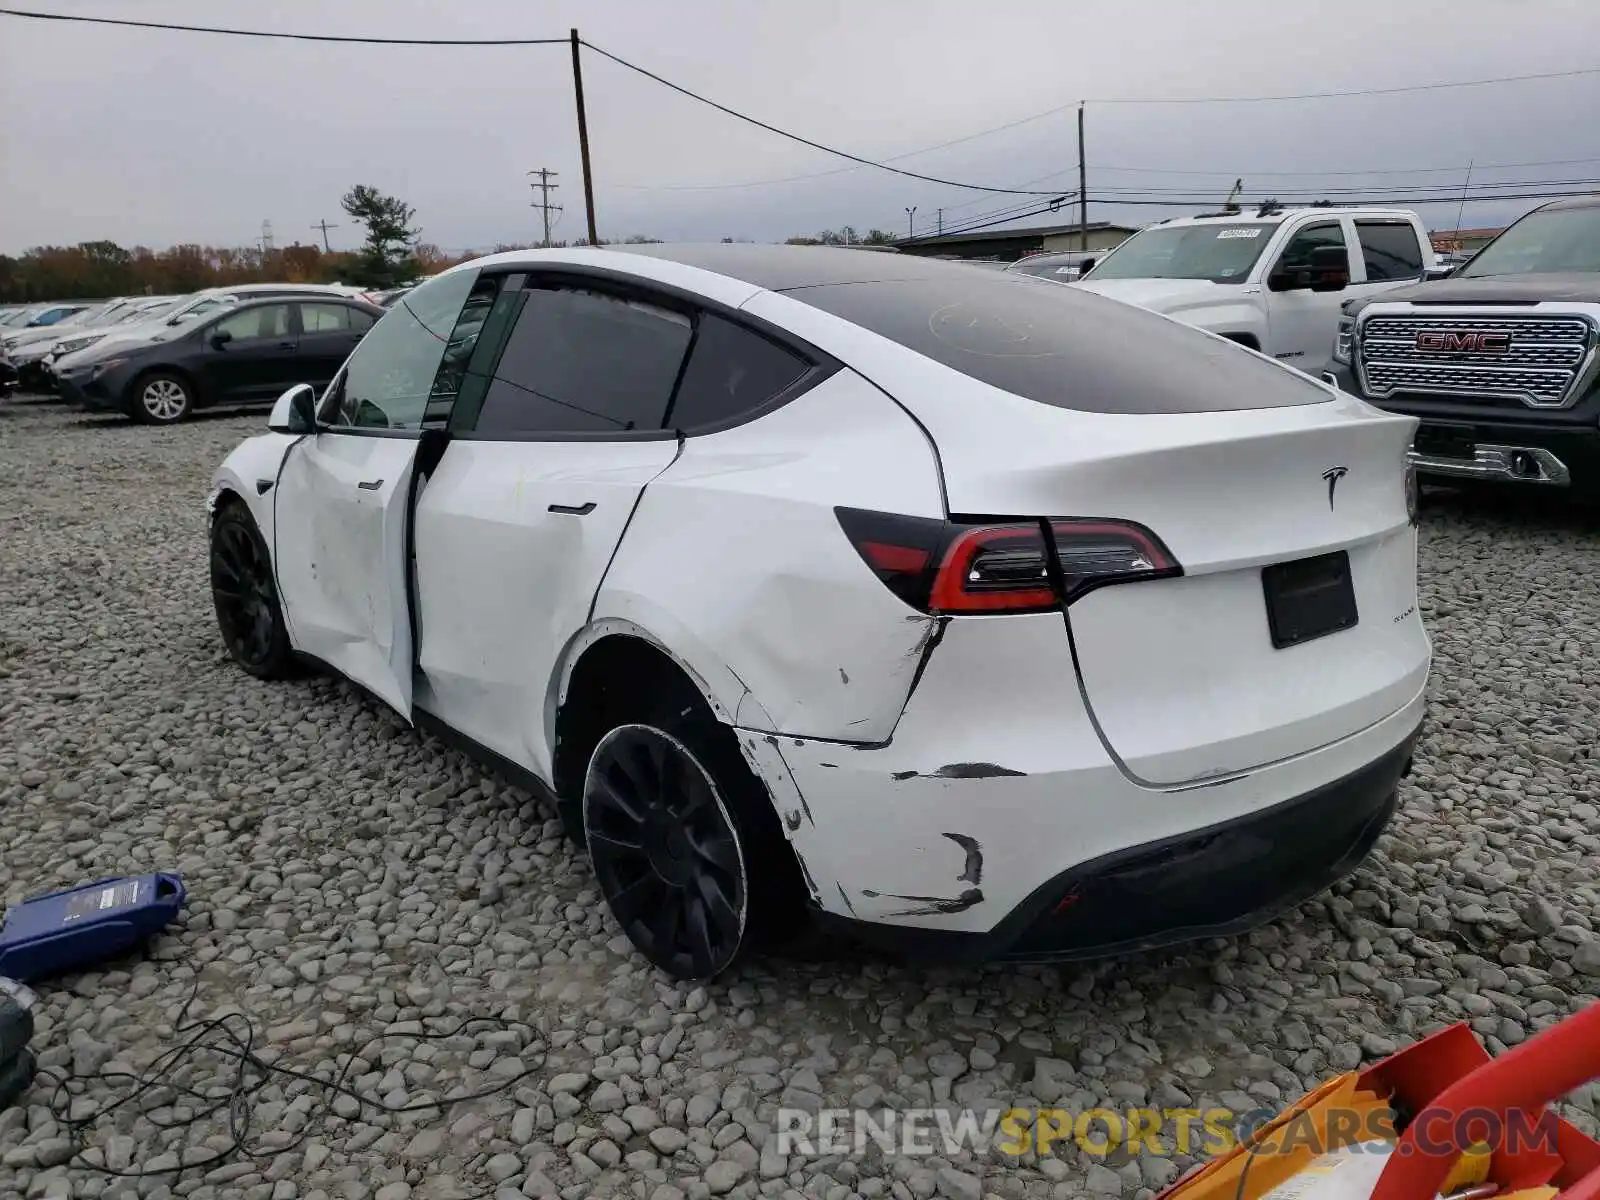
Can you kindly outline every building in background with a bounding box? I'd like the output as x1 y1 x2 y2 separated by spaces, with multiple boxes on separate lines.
894 221 1138 262
1429 227 1504 255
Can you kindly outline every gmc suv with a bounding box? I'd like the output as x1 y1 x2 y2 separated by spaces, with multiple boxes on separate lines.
1324 194 1600 500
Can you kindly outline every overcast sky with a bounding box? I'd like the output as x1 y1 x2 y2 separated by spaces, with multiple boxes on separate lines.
2 0 1598 255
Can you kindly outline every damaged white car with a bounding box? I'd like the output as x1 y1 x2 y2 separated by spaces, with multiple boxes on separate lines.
207 245 1431 981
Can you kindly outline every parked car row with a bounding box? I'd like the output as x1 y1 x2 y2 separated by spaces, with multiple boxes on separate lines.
5 282 385 423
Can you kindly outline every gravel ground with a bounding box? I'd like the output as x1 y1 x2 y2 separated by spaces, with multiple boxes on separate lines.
1 397 1598 1200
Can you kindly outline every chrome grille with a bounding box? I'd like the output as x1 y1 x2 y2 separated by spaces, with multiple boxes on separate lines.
1357 314 1596 408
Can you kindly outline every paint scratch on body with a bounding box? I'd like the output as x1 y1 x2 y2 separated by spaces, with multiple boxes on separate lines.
835 883 856 916
933 762 1026 779
859 886 984 917
942 832 983 885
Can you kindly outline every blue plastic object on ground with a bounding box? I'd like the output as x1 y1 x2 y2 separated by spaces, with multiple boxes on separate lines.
0 874 186 983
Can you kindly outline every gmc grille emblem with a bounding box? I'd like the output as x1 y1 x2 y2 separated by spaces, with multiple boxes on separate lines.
1415 330 1511 354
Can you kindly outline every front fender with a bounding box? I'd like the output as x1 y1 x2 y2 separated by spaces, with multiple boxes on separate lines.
1168 302 1269 347
206 432 301 551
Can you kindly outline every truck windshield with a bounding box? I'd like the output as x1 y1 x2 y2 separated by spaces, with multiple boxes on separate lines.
1085 223 1278 284
1457 206 1600 277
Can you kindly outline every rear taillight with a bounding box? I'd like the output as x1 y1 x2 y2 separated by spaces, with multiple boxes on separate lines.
835 508 1180 615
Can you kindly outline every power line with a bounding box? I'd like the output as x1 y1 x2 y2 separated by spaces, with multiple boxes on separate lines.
899 186 1595 244
576 40 1067 196
1089 155 1600 178
0 7 566 44
1088 66 1600 105
1087 176 1600 198
1086 187 1598 207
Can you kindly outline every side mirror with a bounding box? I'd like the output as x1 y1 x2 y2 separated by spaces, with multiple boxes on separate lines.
210 329 234 349
1308 244 1350 292
1423 264 1455 282
268 383 317 434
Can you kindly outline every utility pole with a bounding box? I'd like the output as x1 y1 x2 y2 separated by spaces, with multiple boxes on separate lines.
937 208 943 236
311 219 339 252
528 169 562 247
260 219 275 254
570 29 598 245
906 206 917 239
1077 103 1089 252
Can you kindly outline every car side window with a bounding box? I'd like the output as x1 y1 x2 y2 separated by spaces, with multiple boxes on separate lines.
1354 221 1425 281
472 284 692 436
300 303 355 333
320 268 480 431
666 314 811 432
213 304 291 342
1274 222 1345 274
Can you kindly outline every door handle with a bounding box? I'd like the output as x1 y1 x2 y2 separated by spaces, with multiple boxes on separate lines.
276 341 296 350
357 479 383 491
548 501 596 515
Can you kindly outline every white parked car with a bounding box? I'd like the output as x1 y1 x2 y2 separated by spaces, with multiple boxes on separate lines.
1076 206 1435 376
209 245 1430 980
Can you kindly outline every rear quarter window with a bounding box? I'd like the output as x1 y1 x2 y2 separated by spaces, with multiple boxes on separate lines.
788 274 1330 413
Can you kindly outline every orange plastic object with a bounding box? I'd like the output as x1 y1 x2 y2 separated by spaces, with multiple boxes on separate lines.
1153 1000 1600 1200
1370 1000 1600 1200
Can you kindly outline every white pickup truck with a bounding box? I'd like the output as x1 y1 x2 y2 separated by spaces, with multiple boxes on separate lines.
1074 206 1436 376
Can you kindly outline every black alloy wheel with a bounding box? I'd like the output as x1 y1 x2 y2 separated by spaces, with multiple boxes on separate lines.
583 724 749 980
210 503 294 679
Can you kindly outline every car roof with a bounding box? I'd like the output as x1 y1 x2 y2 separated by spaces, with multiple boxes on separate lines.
606 243 967 291
1537 192 1600 212
217 293 383 311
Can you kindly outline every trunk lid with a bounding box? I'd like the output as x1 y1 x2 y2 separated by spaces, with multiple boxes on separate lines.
904 384 1427 786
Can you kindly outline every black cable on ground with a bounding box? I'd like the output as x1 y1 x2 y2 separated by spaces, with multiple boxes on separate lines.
31 962 548 1191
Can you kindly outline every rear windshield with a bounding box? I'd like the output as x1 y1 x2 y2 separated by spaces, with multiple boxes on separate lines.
787 273 1330 414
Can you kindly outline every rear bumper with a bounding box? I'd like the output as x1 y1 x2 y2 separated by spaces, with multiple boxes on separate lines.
1324 363 1600 493
745 611 1429 961
846 730 1413 965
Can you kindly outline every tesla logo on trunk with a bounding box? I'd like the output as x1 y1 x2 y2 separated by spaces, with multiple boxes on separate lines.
1321 466 1348 509
1415 330 1511 354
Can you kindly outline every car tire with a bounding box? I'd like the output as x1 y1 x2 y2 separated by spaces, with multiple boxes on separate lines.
581 686 805 981
209 500 298 680
131 371 195 424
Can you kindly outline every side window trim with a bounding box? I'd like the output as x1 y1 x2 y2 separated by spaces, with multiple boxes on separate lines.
447 266 840 442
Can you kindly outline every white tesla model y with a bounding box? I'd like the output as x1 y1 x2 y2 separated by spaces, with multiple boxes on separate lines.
208 245 1430 981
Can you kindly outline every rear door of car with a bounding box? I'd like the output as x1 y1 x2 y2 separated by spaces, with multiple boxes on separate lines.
408 272 689 780
294 301 375 391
